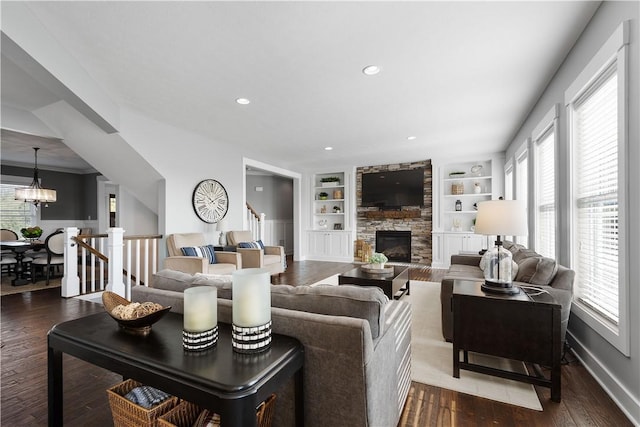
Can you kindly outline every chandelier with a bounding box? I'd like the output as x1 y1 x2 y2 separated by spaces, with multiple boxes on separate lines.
14 147 57 207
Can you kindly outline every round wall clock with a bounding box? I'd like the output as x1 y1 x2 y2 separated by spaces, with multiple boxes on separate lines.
192 179 229 224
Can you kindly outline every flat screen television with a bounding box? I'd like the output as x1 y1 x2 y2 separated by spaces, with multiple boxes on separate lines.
361 168 425 209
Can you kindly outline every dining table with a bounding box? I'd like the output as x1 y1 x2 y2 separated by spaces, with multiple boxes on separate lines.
0 240 45 286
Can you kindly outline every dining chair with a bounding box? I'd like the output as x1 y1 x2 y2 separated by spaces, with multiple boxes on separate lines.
1 254 17 276
1 229 19 257
31 230 65 285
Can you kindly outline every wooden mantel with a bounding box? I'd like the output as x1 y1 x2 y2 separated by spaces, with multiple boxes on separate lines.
363 210 422 220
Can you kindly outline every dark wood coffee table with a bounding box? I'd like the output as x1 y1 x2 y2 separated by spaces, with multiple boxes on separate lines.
338 265 410 299
48 312 304 426
452 279 562 402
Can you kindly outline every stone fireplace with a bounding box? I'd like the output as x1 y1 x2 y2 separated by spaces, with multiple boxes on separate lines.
356 160 432 265
376 231 412 263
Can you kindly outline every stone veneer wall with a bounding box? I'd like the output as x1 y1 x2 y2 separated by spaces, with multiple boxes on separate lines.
356 160 433 265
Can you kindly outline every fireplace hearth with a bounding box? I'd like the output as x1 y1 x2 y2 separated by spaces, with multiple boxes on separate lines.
376 231 411 263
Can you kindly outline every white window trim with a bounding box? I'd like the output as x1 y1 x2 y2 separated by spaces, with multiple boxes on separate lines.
532 105 559 257
565 21 629 356
514 139 530 246
504 159 514 201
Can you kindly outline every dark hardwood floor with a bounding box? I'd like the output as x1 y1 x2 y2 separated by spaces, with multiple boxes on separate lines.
1 260 631 426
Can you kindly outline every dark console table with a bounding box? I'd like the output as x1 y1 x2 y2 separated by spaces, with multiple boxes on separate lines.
452 280 562 402
48 312 304 426
338 265 410 300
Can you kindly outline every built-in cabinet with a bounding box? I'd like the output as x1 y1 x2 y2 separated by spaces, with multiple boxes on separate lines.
432 156 503 268
306 170 354 262
307 231 352 260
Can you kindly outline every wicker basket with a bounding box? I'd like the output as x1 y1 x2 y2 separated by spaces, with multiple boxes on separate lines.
158 394 276 427
451 182 464 195
107 379 178 427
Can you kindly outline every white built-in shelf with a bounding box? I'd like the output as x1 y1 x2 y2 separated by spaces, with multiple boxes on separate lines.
444 193 492 198
443 175 491 182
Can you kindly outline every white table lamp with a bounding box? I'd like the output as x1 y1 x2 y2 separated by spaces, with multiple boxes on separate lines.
474 200 528 295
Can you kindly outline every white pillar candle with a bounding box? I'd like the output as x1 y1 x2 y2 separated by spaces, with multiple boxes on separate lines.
184 287 217 332
232 268 271 327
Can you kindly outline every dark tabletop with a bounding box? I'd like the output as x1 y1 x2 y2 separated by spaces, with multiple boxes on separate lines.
48 312 302 394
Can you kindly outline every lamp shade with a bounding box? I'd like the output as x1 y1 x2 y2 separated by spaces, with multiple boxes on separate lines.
474 200 528 237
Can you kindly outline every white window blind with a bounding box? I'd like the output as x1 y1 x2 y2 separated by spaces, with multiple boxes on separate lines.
1 182 37 234
534 130 555 258
573 67 619 326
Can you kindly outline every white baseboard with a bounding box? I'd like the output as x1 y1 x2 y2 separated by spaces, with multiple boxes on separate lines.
567 331 640 426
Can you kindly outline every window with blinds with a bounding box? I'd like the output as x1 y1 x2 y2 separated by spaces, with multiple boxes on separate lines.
572 66 619 326
0 182 37 234
534 130 555 258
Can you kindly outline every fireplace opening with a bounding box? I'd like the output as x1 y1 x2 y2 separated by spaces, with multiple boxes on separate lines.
376 231 411 263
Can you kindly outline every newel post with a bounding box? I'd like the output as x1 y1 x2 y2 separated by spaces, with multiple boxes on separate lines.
259 213 266 242
61 227 80 297
106 227 126 297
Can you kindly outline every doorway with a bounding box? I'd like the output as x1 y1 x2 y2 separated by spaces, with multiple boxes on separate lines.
243 158 302 261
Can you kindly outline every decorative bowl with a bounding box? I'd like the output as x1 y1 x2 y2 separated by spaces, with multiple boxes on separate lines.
102 291 171 336
20 226 43 239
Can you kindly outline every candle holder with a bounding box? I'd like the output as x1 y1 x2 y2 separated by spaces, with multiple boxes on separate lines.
232 268 272 354
183 287 218 351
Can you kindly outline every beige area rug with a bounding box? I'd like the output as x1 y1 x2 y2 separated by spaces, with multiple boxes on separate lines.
0 276 61 296
310 275 542 410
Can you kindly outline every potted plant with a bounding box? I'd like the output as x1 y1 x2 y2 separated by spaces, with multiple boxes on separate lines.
333 206 341 213
369 252 388 269
318 192 329 200
320 176 341 187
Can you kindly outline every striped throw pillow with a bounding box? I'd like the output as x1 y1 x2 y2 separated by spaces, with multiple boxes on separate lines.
180 245 217 264
238 240 265 249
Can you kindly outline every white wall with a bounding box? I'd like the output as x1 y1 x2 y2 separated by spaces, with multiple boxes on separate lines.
504 2 640 423
117 107 256 241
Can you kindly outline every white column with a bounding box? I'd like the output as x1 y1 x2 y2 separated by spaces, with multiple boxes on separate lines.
61 227 80 297
106 227 126 297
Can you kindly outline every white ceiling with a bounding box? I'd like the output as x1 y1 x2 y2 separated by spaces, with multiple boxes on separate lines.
1 1 600 171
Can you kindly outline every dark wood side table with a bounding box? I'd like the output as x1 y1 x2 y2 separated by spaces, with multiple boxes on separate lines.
452 279 562 402
48 312 304 427
338 265 410 299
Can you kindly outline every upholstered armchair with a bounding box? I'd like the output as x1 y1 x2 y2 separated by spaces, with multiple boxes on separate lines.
226 230 286 275
164 233 241 275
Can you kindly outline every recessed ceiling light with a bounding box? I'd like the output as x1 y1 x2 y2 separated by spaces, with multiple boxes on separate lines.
407 136 417 141
324 146 333 151
362 65 380 76
236 98 251 105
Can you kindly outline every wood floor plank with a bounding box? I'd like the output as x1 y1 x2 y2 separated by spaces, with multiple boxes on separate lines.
0 260 633 426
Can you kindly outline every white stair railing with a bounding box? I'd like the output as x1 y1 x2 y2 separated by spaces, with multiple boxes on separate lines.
246 203 266 242
62 227 162 299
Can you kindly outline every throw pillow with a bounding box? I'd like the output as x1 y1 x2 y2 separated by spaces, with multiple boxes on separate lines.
515 256 558 286
238 240 265 249
180 245 217 264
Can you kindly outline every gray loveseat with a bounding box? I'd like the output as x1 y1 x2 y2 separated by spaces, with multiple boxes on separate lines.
131 269 411 427
440 241 574 343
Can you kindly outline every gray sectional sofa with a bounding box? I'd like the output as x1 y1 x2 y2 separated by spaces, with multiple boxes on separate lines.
440 241 575 343
131 269 412 427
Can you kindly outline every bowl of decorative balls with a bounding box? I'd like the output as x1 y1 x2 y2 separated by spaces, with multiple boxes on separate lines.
102 291 171 336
